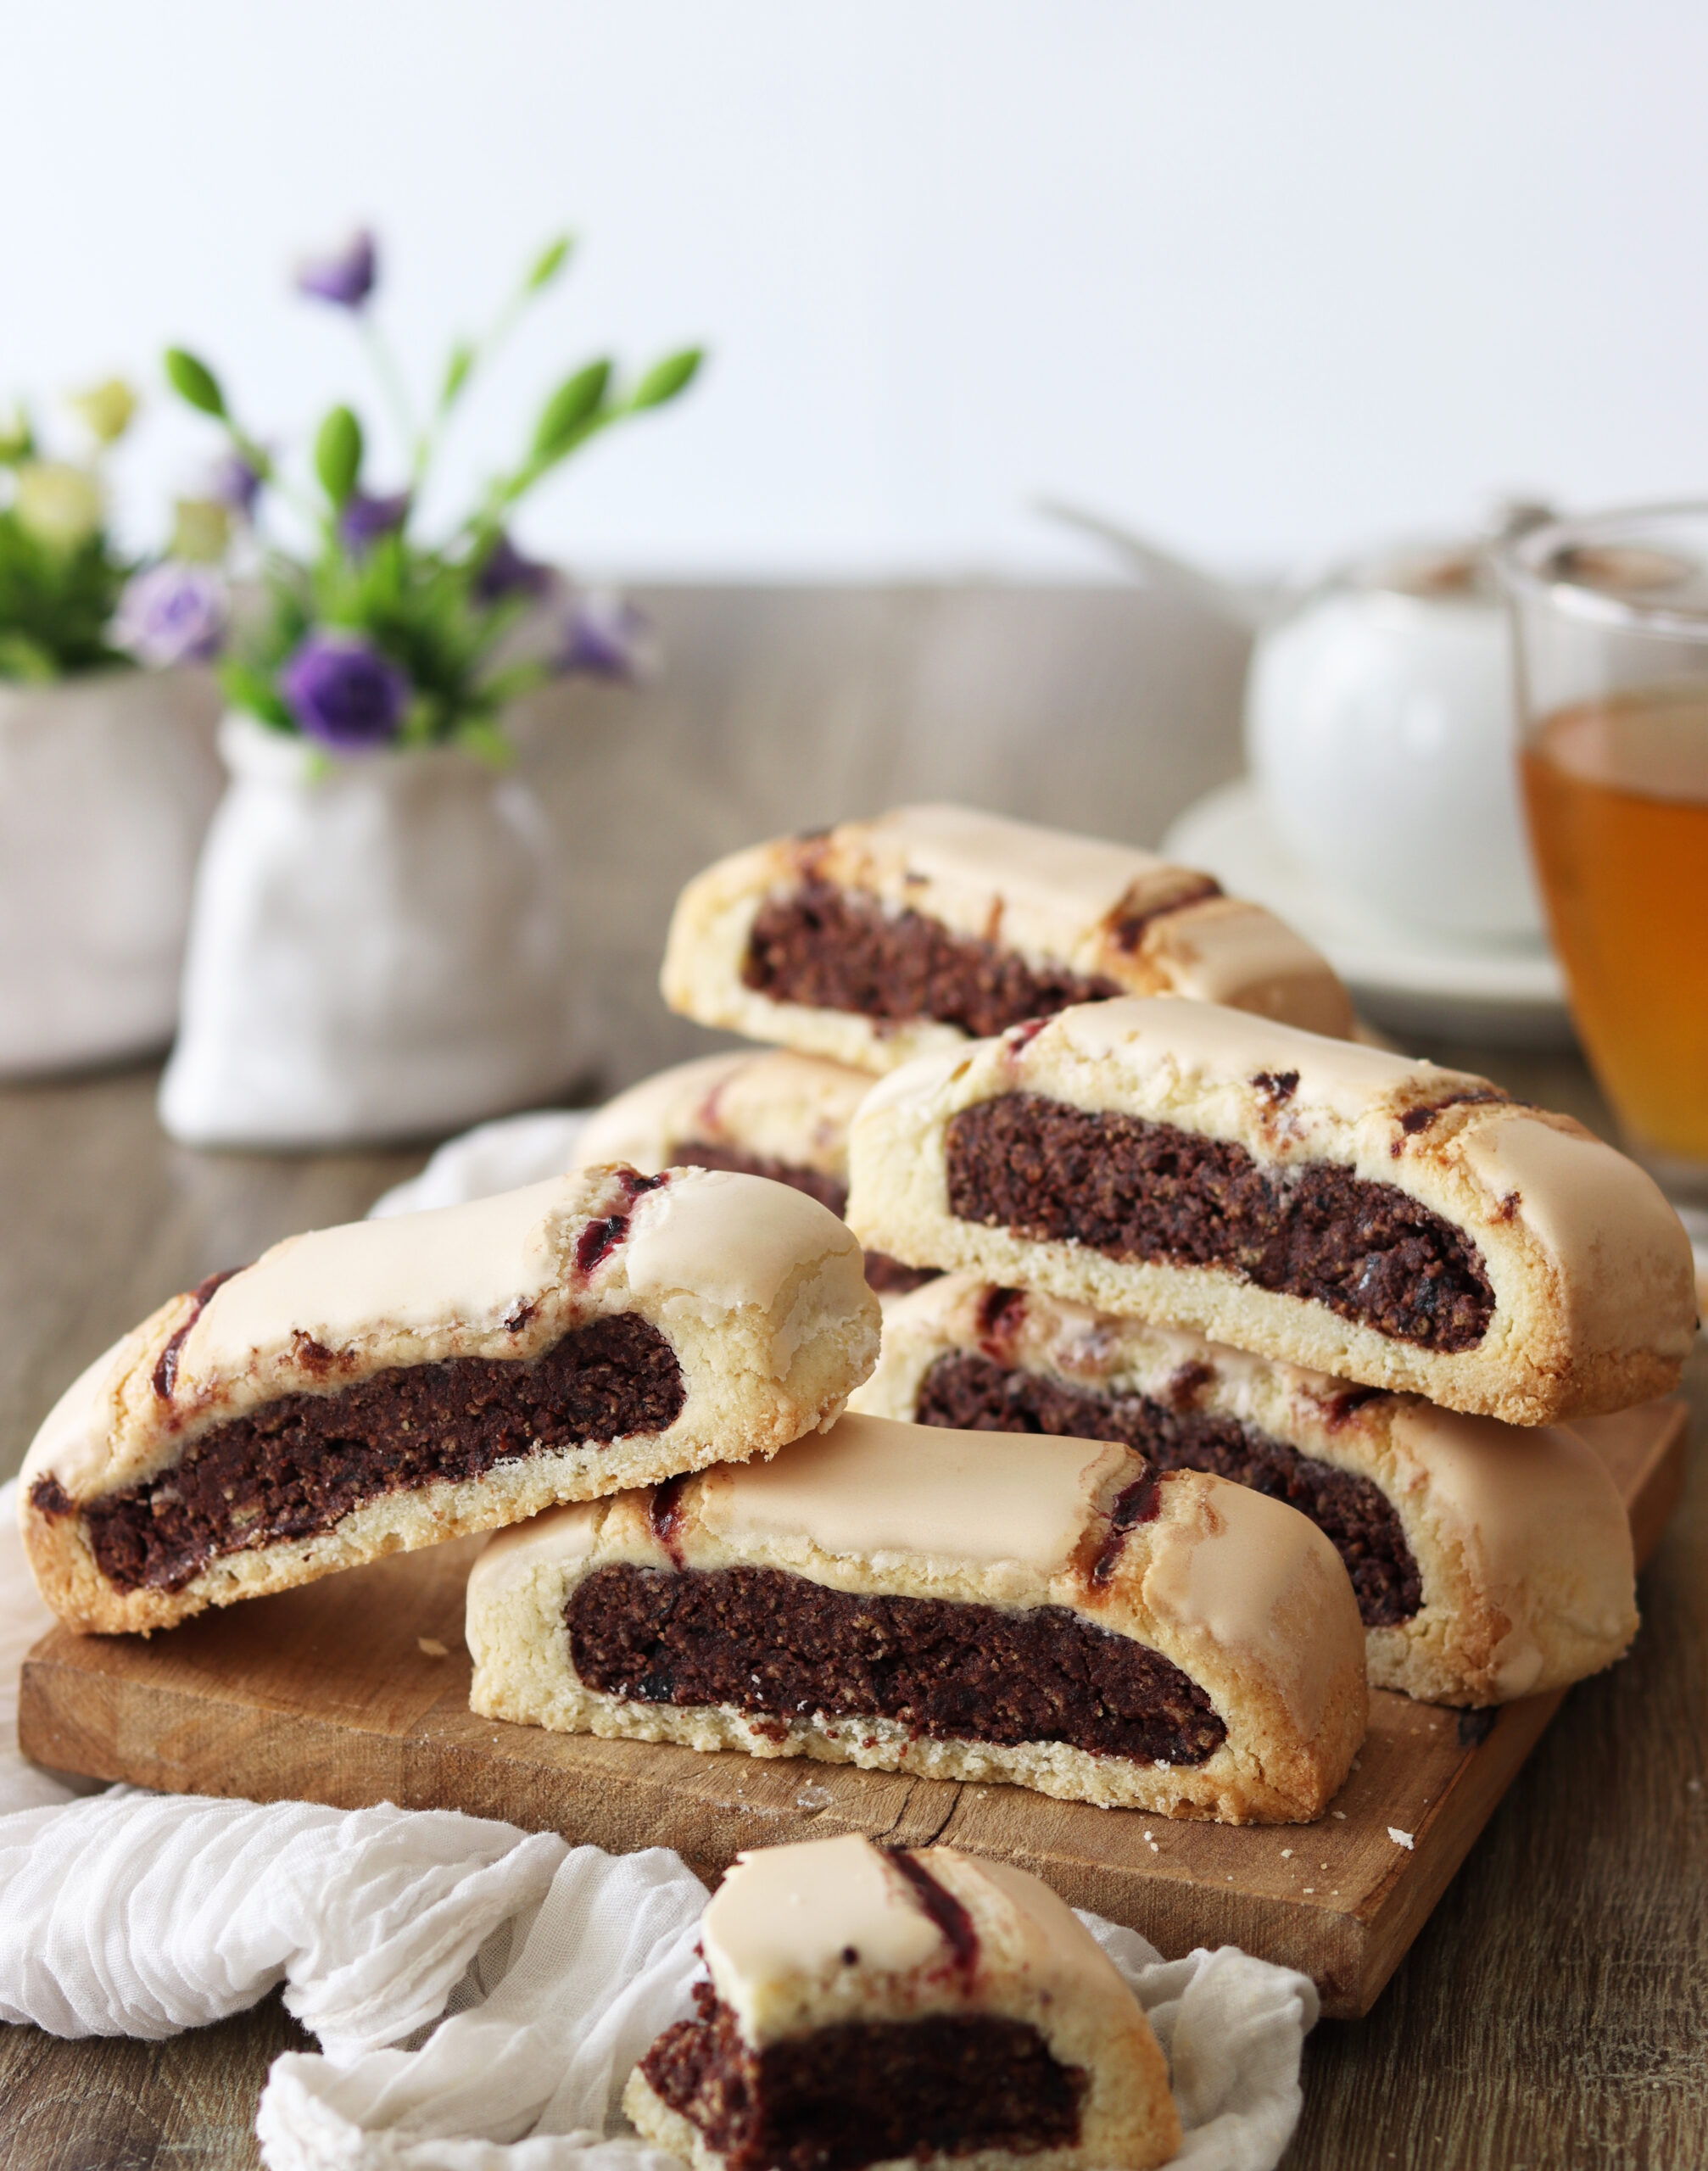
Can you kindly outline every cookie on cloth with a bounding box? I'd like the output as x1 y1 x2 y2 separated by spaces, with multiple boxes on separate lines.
569 1048 929 1295
21 1163 879 1635
660 802 1354 1074
622 1832 1181 2171
466 1409 1367 1824
855 1274 1640 1705
845 996 1696 1426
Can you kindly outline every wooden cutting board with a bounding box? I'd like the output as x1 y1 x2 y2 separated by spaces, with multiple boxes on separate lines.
18 1398 1685 2020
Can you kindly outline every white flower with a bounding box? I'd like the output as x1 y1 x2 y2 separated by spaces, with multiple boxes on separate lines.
66 377 138 446
13 461 103 550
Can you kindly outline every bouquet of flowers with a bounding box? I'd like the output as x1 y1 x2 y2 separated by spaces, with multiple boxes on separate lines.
0 381 147 683
163 228 701 760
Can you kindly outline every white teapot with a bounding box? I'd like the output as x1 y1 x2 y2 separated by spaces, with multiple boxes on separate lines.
1244 531 1545 942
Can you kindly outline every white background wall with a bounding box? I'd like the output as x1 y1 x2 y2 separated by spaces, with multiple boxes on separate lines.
4 3 1705 579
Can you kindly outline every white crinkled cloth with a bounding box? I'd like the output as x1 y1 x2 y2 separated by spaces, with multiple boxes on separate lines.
2 1473 1319 2171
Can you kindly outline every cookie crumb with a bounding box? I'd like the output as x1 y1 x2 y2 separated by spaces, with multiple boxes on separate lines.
1388 1827 1415 1850
417 1636 449 1658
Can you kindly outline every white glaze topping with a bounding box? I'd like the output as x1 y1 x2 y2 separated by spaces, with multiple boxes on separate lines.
622 1168 862 1315
871 804 1172 946
1458 1117 1695 1356
1146 897 1342 1010
1052 996 1444 1122
1390 1404 1635 1696
1141 1475 1351 1734
704 1836 945 2030
182 1177 576 1384
20 1342 132 1498
695 1412 1120 1573
465 1498 605 1607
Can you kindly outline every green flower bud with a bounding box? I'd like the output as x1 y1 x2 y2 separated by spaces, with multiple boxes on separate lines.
67 377 138 446
315 405 364 508
630 348 704 411
532 361 610 462
526 234 574 291
165 349 227 420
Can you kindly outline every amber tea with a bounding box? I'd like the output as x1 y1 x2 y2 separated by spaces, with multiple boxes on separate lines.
1521 687 1708 1167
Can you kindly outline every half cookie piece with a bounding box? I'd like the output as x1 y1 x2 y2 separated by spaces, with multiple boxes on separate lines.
570 1047 931 1294
623 1833 1181 2171
22 1163 879 1634
855 1275 1640 1705
466 1409 1367 1822
846 996 1696 1424
661 801 1354 1074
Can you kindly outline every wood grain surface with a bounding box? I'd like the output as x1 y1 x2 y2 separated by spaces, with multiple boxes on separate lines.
16 1404 1685 2029
1 587 1702 2168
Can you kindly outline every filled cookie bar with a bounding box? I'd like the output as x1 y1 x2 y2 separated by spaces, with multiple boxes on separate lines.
661 802 1354 1074
623 1833 1181 2171
466 1410 1367 1822
22 1164 879 1634
570 1047 931 1294
855 1275 1639 1705
846 997 1696 1425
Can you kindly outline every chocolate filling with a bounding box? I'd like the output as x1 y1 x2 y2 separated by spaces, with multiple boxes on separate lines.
567 1558 1226 1764
741 879 1124 1039
916 1349 1421 1627
82 1314 684 1596
642 1980 1086 2171
946 1094 1494 1352
668 1141 937 1297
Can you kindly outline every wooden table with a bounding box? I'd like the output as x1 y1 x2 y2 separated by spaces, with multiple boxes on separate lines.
2 586 1703 2168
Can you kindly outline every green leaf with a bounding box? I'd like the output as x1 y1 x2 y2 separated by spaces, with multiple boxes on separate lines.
531 361 611 462
629 347 704 411
315 405 364 508
164 349 227 419
526 234 574 292
441 340 474 407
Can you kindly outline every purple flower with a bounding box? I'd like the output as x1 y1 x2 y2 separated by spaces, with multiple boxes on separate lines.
280 630 409 750
473 531 555 605
554 591 653 681
295 229 377 310
210 450 264 519
338 489 410 552
112 564 227 667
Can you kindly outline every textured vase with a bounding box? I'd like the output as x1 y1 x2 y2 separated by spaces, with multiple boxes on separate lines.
0 667 223 1075
159 713 573 1147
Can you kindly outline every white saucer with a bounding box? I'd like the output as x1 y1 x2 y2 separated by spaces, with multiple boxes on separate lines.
1164 781 1574 1048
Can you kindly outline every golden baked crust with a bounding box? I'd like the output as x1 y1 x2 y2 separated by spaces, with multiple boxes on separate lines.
855 1274 1640 1705
622 1833 1181 2171
661 804 1354 1073
20 1164 879 1635
466 1412 1368 1824
845 997 1697 1424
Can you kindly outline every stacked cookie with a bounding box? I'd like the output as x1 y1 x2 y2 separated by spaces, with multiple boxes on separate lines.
844 996 1696 1707
570 801 1356 1292
464 809 1379 1825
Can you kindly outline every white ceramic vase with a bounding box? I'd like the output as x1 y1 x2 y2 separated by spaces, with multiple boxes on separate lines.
0 667 224 1075
159 713 573 1147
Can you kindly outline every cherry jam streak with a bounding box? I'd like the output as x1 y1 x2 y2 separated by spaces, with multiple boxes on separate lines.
1252 1069 1299 1107
153 1267 244 1400
975 1285 1027 1360
1089 1469 1164 1587
650 1473 692 1566
1003 1017 1051 1058
1110 874 1222 952
574 1169 670 1278
885 1848 980 1982
1321 1386 1383 1432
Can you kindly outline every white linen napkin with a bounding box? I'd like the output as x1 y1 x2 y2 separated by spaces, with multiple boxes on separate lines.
369 1110 592 1219
2 1483 1319 2171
